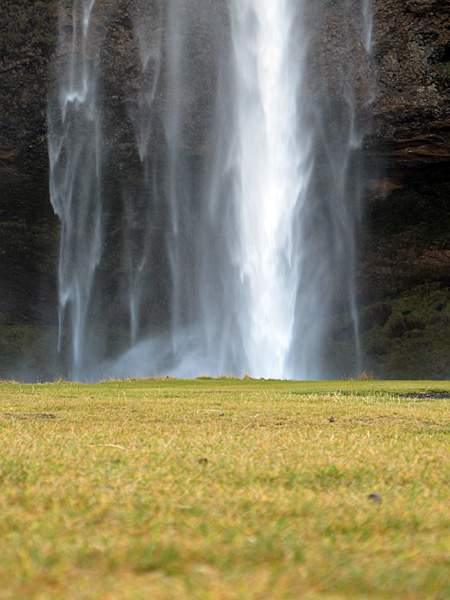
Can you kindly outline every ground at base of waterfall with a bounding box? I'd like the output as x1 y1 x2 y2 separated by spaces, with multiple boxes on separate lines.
0 378 449 600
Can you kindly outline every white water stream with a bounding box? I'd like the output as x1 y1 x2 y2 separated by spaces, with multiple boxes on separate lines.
48 0 102 379
229 0 309 377
48 0 373 381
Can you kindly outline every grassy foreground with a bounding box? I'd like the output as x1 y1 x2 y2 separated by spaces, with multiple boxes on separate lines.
0 378 449 600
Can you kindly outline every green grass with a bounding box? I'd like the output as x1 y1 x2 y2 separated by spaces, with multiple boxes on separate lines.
0 379 449 599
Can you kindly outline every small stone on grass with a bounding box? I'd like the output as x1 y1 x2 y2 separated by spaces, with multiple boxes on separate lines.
368 493 382 503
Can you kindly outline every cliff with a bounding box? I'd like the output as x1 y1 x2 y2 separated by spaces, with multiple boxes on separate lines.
359 0 450 378
1 0 449 379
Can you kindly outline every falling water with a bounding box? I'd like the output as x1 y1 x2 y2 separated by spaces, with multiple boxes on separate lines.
123 2 163 345
363 0 373 53
48 0 374 381
227 0 310 377
48 0 102 379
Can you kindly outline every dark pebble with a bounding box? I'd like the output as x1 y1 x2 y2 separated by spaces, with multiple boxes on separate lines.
368 493 382 503
329 416 335 422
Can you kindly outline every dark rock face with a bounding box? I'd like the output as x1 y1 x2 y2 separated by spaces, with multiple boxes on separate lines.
1 0 450 379
372 0 450 145
0 1 59 377
356 0 450 378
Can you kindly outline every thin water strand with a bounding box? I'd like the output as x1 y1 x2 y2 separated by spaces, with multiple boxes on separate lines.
48 0 102 378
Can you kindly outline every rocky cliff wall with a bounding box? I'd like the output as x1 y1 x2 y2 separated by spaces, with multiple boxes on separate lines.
359 0 450 378
1 0 450 379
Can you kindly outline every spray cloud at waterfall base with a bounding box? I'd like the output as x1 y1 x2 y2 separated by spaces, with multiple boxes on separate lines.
48 0 374 382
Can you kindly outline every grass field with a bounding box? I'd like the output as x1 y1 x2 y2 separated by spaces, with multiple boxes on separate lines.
0 378 449 599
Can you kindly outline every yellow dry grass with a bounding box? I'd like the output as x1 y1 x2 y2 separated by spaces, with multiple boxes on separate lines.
0 378 449 599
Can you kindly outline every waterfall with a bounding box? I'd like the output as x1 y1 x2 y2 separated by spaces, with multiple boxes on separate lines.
48 0 103 380
124 2 163 346
227 0 310 378
363 0 373 53
48 0 373 381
